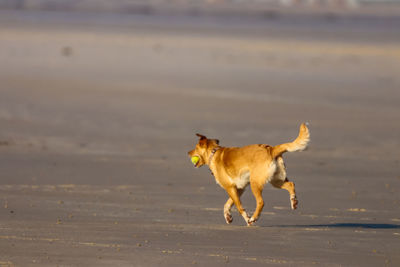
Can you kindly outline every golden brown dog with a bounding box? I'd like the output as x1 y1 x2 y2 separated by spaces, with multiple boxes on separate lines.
188 123 310 226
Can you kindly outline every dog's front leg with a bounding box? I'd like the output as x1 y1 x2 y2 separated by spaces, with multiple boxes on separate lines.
223 188 245 224
226 187 250 226
223 198 234 224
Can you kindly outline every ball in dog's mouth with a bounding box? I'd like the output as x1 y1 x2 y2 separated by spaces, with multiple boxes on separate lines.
191 156 200 166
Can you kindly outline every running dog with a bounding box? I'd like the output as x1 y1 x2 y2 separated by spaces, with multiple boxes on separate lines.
188 123 310 225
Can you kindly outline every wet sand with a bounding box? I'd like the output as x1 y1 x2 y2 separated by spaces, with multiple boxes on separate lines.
0 9 400 266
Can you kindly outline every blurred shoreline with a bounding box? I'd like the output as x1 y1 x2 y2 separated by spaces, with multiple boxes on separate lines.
1 7 400 46
2 0 400 18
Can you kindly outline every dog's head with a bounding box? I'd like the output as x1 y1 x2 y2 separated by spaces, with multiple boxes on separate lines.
188 133 219 168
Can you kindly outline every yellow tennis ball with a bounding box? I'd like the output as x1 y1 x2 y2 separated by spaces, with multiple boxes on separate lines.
191 156 200 165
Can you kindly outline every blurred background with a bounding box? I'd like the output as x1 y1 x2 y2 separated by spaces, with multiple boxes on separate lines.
1 0 399 161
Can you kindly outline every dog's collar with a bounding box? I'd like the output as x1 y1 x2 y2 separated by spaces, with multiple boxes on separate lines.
208 146 221 165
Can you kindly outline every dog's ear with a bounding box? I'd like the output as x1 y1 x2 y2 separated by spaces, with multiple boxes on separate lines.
196 133 207 140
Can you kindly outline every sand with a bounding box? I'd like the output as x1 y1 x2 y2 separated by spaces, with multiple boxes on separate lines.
0 9 399 266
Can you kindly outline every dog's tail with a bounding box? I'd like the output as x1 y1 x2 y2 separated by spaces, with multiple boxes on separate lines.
271 123 310 159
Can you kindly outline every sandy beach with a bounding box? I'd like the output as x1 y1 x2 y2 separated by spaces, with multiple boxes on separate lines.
0 7 400 266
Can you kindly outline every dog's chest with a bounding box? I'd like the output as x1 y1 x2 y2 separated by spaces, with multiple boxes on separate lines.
232 171 250 189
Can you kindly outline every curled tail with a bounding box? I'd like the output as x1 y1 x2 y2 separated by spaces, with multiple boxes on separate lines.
271 123 310 159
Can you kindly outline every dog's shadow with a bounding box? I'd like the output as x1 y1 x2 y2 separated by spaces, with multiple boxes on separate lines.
265 223 400 229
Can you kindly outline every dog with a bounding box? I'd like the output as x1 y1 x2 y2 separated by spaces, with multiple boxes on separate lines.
188 123 310 226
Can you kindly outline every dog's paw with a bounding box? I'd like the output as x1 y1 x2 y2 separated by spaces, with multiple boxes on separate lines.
290 196 298 210
224 213 233 224
247 217 257 226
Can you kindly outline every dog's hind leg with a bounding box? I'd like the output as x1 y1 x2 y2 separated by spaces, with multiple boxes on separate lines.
270 157 298 210
271 178 298 210
248 182 264 224
281 179 298 210
223 188 244 224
